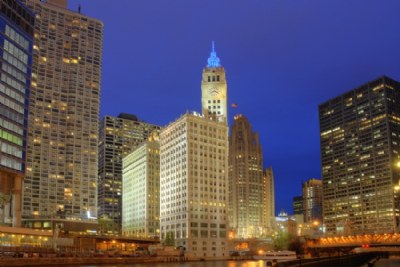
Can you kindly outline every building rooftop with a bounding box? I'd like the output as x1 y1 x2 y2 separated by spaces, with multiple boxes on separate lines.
117 113 140 121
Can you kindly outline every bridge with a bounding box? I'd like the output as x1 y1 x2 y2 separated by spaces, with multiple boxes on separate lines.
317 233 400 247
306 233 400 256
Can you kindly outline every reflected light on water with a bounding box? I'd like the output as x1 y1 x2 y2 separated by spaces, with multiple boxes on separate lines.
228 260 265 267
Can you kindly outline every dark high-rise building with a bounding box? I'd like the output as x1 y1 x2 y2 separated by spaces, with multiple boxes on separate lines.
0 0 34 227
98 113 160 234
319 76 400 235
293 196 303 217
302 178 322 224
20 0 103 221
229 114 264 238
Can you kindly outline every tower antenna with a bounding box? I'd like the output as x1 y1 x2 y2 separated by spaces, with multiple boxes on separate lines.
207 40 221 68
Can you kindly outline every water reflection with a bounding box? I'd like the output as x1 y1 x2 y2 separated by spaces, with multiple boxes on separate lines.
227 260 265 267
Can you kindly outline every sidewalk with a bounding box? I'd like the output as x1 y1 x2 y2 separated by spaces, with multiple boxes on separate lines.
374 258 400 267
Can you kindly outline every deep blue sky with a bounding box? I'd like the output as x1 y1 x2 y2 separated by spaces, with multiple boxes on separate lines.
68 0 400 214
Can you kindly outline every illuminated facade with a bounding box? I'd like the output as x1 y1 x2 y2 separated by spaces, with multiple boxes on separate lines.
228 114 264 238
20 0 103 220
159 43 229 258
122 133 160 238
0 0 34 227
302 178 322 224
275 210 297 237
98 113 160 234
319 76 400 235
263 167 275 232
201 42 227 123
160 113 229 258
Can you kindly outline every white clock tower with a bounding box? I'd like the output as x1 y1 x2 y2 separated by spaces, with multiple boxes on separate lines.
201 41 228 123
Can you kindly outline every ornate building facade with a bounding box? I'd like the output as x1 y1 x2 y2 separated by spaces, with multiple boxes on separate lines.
228 115 264 238
201 41 227 123
159 43 229 258
264 167 275 233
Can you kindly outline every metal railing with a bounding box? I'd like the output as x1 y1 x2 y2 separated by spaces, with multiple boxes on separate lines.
276 253 378 267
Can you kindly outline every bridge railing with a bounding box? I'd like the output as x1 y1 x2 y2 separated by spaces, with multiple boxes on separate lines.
276 252 379 267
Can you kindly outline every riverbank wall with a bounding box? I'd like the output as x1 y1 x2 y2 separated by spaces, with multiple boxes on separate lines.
0 256 196 266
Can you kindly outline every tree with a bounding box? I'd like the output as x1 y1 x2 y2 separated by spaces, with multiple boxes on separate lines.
0 193 11 225
98 215 118 235
272 231 291 251
164 231 175 246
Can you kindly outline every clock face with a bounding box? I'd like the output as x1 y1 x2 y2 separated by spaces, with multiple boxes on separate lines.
208 87 220 96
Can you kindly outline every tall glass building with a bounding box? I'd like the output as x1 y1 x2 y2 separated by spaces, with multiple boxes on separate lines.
0 0 34 227
302 178 322 224
320 76 400 235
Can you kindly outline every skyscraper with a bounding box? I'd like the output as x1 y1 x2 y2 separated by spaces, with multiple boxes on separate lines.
292 195 303 223
263 167 275 232
302 178 322 224
159 44 229 258
20 0 103 221
122 132 160 238
228 114 264 238
319 76 400 235
98 113 160 234
0 0 34 227
160 113 229 258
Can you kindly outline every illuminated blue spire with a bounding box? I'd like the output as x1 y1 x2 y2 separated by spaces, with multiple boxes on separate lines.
207 41 221 68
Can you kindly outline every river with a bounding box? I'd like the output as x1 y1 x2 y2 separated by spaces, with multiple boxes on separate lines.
44 260 266 267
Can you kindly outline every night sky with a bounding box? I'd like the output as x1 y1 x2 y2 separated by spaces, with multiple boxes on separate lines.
67 0 400 214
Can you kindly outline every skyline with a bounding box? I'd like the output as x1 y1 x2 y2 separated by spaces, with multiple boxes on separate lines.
67 0 400 214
